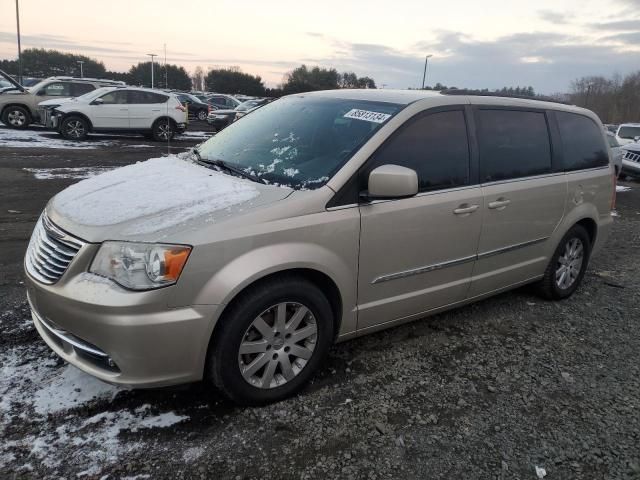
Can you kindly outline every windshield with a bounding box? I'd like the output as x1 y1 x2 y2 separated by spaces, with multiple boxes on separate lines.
197 95 402 189
617 126 640 139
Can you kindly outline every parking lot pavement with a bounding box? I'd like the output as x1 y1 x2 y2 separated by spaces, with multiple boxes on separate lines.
1 129 640 479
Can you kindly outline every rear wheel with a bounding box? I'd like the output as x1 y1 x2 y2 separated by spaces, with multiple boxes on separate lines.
2 106 31 129
208 276 334 405
152 119 174 141
60 116 89 140
197 110 207 121
537 224 591 300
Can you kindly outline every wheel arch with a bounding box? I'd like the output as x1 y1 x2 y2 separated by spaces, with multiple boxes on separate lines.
152 116 177 128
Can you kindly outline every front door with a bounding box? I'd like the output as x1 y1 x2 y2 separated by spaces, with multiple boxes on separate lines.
356 108 483 330
92 90 129 129
468 108 566 297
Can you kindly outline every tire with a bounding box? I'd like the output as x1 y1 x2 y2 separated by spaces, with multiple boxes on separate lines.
208 275 334 405
152 119 174 141
537 224 591 300
197 110 208 121
2 105 31 129
60 115 89 140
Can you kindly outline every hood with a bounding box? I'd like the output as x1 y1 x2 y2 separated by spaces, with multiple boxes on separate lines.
39 97 73 107
47 154 293 243
621 141 640 151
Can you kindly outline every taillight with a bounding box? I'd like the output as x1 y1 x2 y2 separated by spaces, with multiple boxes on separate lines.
175 105 186 112
208 104 212 113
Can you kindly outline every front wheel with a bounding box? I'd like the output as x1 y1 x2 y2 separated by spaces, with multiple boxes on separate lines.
152 119 175 141
197 110 208 121
208 276 334 405
60 116 89 140
2 106 31 129
537 224 591 300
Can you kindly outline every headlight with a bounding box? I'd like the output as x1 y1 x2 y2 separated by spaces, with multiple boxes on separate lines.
90 241 191 290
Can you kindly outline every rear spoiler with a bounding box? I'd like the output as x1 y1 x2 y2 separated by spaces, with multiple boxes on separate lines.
0 69 26 92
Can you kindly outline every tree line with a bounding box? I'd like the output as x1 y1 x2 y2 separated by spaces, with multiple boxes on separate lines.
0 49 377 97
567 71 640 124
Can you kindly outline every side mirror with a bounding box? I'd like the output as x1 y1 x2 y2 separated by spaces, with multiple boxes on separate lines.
362 164 418 201
91 98 104 106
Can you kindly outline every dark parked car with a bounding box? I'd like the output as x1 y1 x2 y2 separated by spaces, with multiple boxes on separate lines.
206 99 270 130
206 94 242 110
176 93 209 121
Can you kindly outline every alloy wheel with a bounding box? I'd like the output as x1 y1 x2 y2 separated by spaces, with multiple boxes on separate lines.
556 237 584 290
65 120 85 139
238 302 317 389
7 110 26 127
157 123 171 140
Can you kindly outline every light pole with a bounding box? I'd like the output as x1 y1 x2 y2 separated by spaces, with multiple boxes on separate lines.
77 60 84 78
146 53 157 88
421 54 432 90
15 0 23 85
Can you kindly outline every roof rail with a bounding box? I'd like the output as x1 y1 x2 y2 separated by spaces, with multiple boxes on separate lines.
45 76 126 85
441 89 573 106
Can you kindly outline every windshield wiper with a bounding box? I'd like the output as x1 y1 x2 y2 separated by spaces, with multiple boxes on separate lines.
193 148 267 185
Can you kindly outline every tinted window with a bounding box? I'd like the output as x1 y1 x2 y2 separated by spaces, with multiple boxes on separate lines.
130 91 168 104
477 110 551 182
366 110 470 192
42 82 71 96
557 112 609 171
99 90 128 104
71 83 95 96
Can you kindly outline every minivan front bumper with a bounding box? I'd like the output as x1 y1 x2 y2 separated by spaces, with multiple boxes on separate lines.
25 273 219 388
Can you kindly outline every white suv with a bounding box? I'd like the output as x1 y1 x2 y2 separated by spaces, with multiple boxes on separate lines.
41 87 187 141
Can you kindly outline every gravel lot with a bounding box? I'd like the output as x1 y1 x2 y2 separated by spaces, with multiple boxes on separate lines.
1 125 639 480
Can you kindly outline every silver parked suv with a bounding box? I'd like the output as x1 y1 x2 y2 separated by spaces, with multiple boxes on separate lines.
24 90 614 405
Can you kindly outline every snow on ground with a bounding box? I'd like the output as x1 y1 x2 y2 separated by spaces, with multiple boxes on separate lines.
23 166 116 180
0 127 115 149
52 154 261 234
616 185 631 192
176 131 212 139
0 343 189 476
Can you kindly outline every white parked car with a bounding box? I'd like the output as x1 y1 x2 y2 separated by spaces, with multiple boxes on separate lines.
39 87 187 141
606 131 623 178
614 123 640 146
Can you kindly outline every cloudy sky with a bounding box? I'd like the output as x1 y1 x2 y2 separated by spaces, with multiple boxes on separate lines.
1 0 639 93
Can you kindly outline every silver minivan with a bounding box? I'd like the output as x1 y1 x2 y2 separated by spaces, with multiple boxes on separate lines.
24 90 614 405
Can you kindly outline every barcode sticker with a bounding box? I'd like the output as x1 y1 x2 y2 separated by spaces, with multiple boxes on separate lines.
343 109 391 124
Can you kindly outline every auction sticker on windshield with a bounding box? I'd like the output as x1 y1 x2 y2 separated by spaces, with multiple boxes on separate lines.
343 109 392 124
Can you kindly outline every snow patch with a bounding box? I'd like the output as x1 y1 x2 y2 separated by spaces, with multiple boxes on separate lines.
0 127 114 149
616 185 631 192
53 155 260 234
24 166 115 180
182 445 205 463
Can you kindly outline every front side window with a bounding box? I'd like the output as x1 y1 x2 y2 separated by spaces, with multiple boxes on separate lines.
477 109 552 182
42 82 71 96
198 96 402 189
365 110 470 192
99 90 129 104
557 112 609 170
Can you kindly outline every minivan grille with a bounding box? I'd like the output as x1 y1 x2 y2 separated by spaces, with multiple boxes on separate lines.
624 150 640 163
26 215 84 284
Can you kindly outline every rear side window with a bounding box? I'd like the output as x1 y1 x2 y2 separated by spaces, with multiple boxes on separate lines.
42 82 72 96
71 83 95 96
130 91 168 104
476 109 552 182
556 112 609 171
367 110 470 192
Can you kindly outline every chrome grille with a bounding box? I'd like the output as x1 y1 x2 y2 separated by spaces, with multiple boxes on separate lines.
623 150 640 163
26 215 85 284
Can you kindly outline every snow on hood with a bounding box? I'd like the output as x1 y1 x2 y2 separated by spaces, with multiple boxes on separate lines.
51 155 263 235
38 97 73 107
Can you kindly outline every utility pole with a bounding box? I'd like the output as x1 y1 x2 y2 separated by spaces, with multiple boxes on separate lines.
77 60 84 78
15 0 23 85
421 54 433 90
146 53 157 88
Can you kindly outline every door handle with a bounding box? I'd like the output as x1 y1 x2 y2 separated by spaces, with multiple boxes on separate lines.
453 204 479 215
119 108 128 111
488 198 511 209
